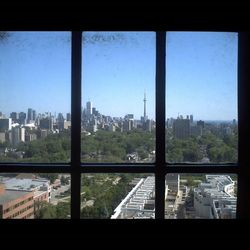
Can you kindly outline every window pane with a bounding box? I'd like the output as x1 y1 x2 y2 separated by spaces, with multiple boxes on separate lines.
165 173 237 219
0 32 71 163
166 32 238 163
0 173 71 219
81 32 155 163
81 173 155 219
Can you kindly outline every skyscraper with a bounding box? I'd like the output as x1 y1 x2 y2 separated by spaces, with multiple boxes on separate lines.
27 108 33 123
190 114 194 124
0 118 12 132
18 112 26 125
173 117 190 139
10 112 19 123
32 110 36 121
86 101 92 117
11 126 24 146
66 113 71 121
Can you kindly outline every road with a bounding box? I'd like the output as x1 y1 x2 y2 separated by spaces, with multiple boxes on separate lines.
50 184 71 205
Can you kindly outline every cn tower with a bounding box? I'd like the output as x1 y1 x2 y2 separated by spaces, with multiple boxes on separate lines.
143 92 147 121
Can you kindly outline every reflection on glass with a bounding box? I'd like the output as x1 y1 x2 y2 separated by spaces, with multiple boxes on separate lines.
81 173 155 219
166 32 238 163
165 173 237 219
0 173 71 219
81 32 155 163
0 32 71 163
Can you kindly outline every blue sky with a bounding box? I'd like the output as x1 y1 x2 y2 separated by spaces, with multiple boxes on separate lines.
166 32 238 120
82 32 155 119
0 32 71 117
0 31 238 120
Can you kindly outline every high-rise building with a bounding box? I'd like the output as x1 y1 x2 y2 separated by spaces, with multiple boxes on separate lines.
27 108 33 123
66 113 71 121
92 107 98 116
32 110 36 122
57 113 65 131
58 113 64 122
0 118 12 132
173 117 190 139
145 119 152 132
123 120 134 132
40 117 53 130
10 112 19 123
11 126 25 146
190 115 194 124
86 101 92 116
18 112 26 125
0 132 6 143
125 114 134 120
20 127 25 142
197 120 205 128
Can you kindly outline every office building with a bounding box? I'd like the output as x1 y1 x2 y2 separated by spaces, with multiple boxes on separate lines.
18 112 26 125
173 117 190 139
197 120 205 129
10 112 19 123
11 126 25 146
86 101 92 116
0 183 34 219
66 113 71 121
190 115 194 124
3 176 51 203
0 132 6 143
0 118 12 132
27 108 33 123
40 117 53 130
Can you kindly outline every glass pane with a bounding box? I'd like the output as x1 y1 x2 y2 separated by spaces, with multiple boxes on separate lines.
81 32 155 163
165 173 237 219
81 173 155 219
0 173 71 219
0 32 71 163
166 32 238 163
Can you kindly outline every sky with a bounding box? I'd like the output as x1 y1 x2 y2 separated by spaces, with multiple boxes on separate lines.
0 31 238 120
166 32 238 121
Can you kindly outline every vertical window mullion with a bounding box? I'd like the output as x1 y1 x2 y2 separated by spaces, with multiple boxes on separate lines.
155 31 166 219
71 31 82 219
237 32 250 219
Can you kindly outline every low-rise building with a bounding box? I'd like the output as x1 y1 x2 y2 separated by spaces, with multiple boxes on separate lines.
3 177 51 203
193 175 236 219
111 176 155 219
0 183 34 219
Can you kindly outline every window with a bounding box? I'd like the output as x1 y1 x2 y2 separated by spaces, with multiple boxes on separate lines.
0 31 249 219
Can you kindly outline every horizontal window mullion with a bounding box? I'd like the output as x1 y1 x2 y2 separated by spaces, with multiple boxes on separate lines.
79 165 155 173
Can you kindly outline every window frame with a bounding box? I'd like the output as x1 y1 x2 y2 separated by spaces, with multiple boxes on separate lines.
0 31 248 219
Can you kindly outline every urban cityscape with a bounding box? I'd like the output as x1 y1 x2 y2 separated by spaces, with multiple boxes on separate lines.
0 31 238 219
0 173 237 219
0 93 238 219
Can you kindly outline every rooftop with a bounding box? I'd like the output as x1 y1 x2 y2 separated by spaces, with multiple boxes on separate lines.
3 177 49 191
0 189 32 205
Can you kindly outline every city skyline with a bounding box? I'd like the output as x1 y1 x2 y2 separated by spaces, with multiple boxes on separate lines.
0 105 238 123
0 31 238 120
